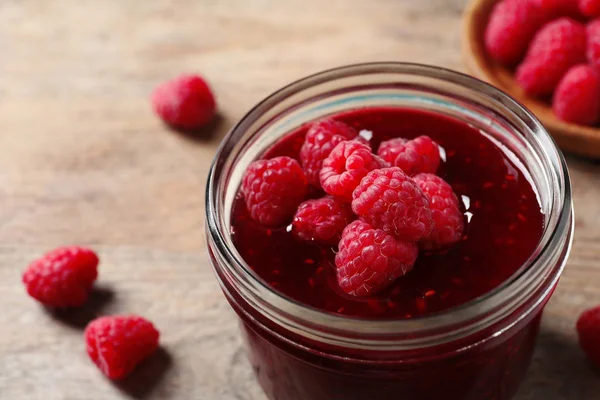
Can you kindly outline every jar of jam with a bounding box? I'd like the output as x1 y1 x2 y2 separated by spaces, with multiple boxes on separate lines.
206 63 574 400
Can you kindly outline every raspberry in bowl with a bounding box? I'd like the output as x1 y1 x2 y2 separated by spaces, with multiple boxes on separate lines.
206 63 573 400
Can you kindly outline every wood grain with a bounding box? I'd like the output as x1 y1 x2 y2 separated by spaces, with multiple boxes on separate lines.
0 1 598 399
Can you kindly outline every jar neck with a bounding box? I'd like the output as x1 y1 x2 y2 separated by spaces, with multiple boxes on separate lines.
206 63 573 352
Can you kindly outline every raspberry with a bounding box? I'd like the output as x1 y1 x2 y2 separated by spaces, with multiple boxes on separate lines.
587 19 600 69
151 74 216 129
351 167 433 242
377 135 440 176
299 119 358 187
320 140 388 202
292 196 355 246
485 0 549 66
242 156 308 227
413 173 465 250
335 220 418 297
22 247 99 308
516 18 587 97
577 306 600 366
85 315 160 380
580 0 600 17
532 0 581 17
553 64 600 125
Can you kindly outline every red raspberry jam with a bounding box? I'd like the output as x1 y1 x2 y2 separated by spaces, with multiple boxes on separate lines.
231 107 544 319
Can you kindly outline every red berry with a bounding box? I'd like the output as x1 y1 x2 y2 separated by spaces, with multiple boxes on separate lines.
85 315 160 380
587 19 600 69
577 306 600 366
152 74 216 129
516 18 587 97
532 0 581 17
485 0 550 66
414 173 465 250
377 135 440 176
335 220 418 297
22 247 99 308
580 0 600 17
242 156 308 227
352 167 433 242
320 140 388 202
553 64 600 126
292 196 355 246
300 119 358 187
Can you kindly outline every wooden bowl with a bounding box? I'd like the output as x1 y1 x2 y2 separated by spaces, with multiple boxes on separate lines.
462 0 600 158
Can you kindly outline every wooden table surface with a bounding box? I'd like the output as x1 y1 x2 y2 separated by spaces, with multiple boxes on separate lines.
1 1 600 399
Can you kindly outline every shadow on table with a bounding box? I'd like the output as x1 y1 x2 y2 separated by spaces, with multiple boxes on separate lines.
115 347 173 399
46 285 115 329
515 329 600 400
165 112 227 144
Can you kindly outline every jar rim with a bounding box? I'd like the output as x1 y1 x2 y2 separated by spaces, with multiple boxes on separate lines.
206 62 573 350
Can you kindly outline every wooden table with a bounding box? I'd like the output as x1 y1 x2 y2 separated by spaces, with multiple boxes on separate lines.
0 0 599 399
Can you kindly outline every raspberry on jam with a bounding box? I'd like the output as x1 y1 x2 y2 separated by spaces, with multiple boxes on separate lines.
232 107 544 319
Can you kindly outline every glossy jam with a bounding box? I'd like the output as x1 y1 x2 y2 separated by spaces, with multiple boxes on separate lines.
231 107 545 319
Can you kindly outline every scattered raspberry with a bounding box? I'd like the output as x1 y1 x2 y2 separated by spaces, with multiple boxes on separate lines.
242 156 308 227
22 247 99 308
577 306 600 366
553 64 600 125
320 141 388 202
587 19 600 69
377 135 440 176
85 315 160 380
532 0 581 17
485 0 550 66
335 220 418 297
292 196 354 246
299 119 358 187
580 0 600 18
151 74 216 129
516 18 587 97
352 167 433 242
413 173 465 250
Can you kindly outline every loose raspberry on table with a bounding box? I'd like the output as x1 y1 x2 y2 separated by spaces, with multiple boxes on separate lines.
22 246 99 308
242 156 308 227
335 220 418 297
377 135 440 176
320 140 388 202
553 64 600 125
292 196 355 246
587 19 600 69
85 315 160 380
516 18 587 97
413 173 465 250
485 0 550 66
577 306 600 366
580 0 600 18
351 167 433 242
151 74 216 130
532 0 581 17
299 119 358 187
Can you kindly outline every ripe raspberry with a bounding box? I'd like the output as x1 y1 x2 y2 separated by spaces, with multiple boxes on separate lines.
22 247 99 308
413 173 465 250
553 64 600 126
587 19 600 69
242 156 308 227
532 0 580 17
580 0 600 18
151 74 216 129
485 0 549 66
320 141 388 202
292 196 354 246
577 306 600 366
85 315 160 380
352 167 433 242
335 220 418 297
300 119 358 187
377 135 440 176
516 18 587 97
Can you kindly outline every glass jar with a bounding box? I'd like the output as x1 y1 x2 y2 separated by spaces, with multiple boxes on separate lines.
205 63 574 400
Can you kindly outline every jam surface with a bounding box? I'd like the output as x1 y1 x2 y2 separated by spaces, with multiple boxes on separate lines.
231 107 544 319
